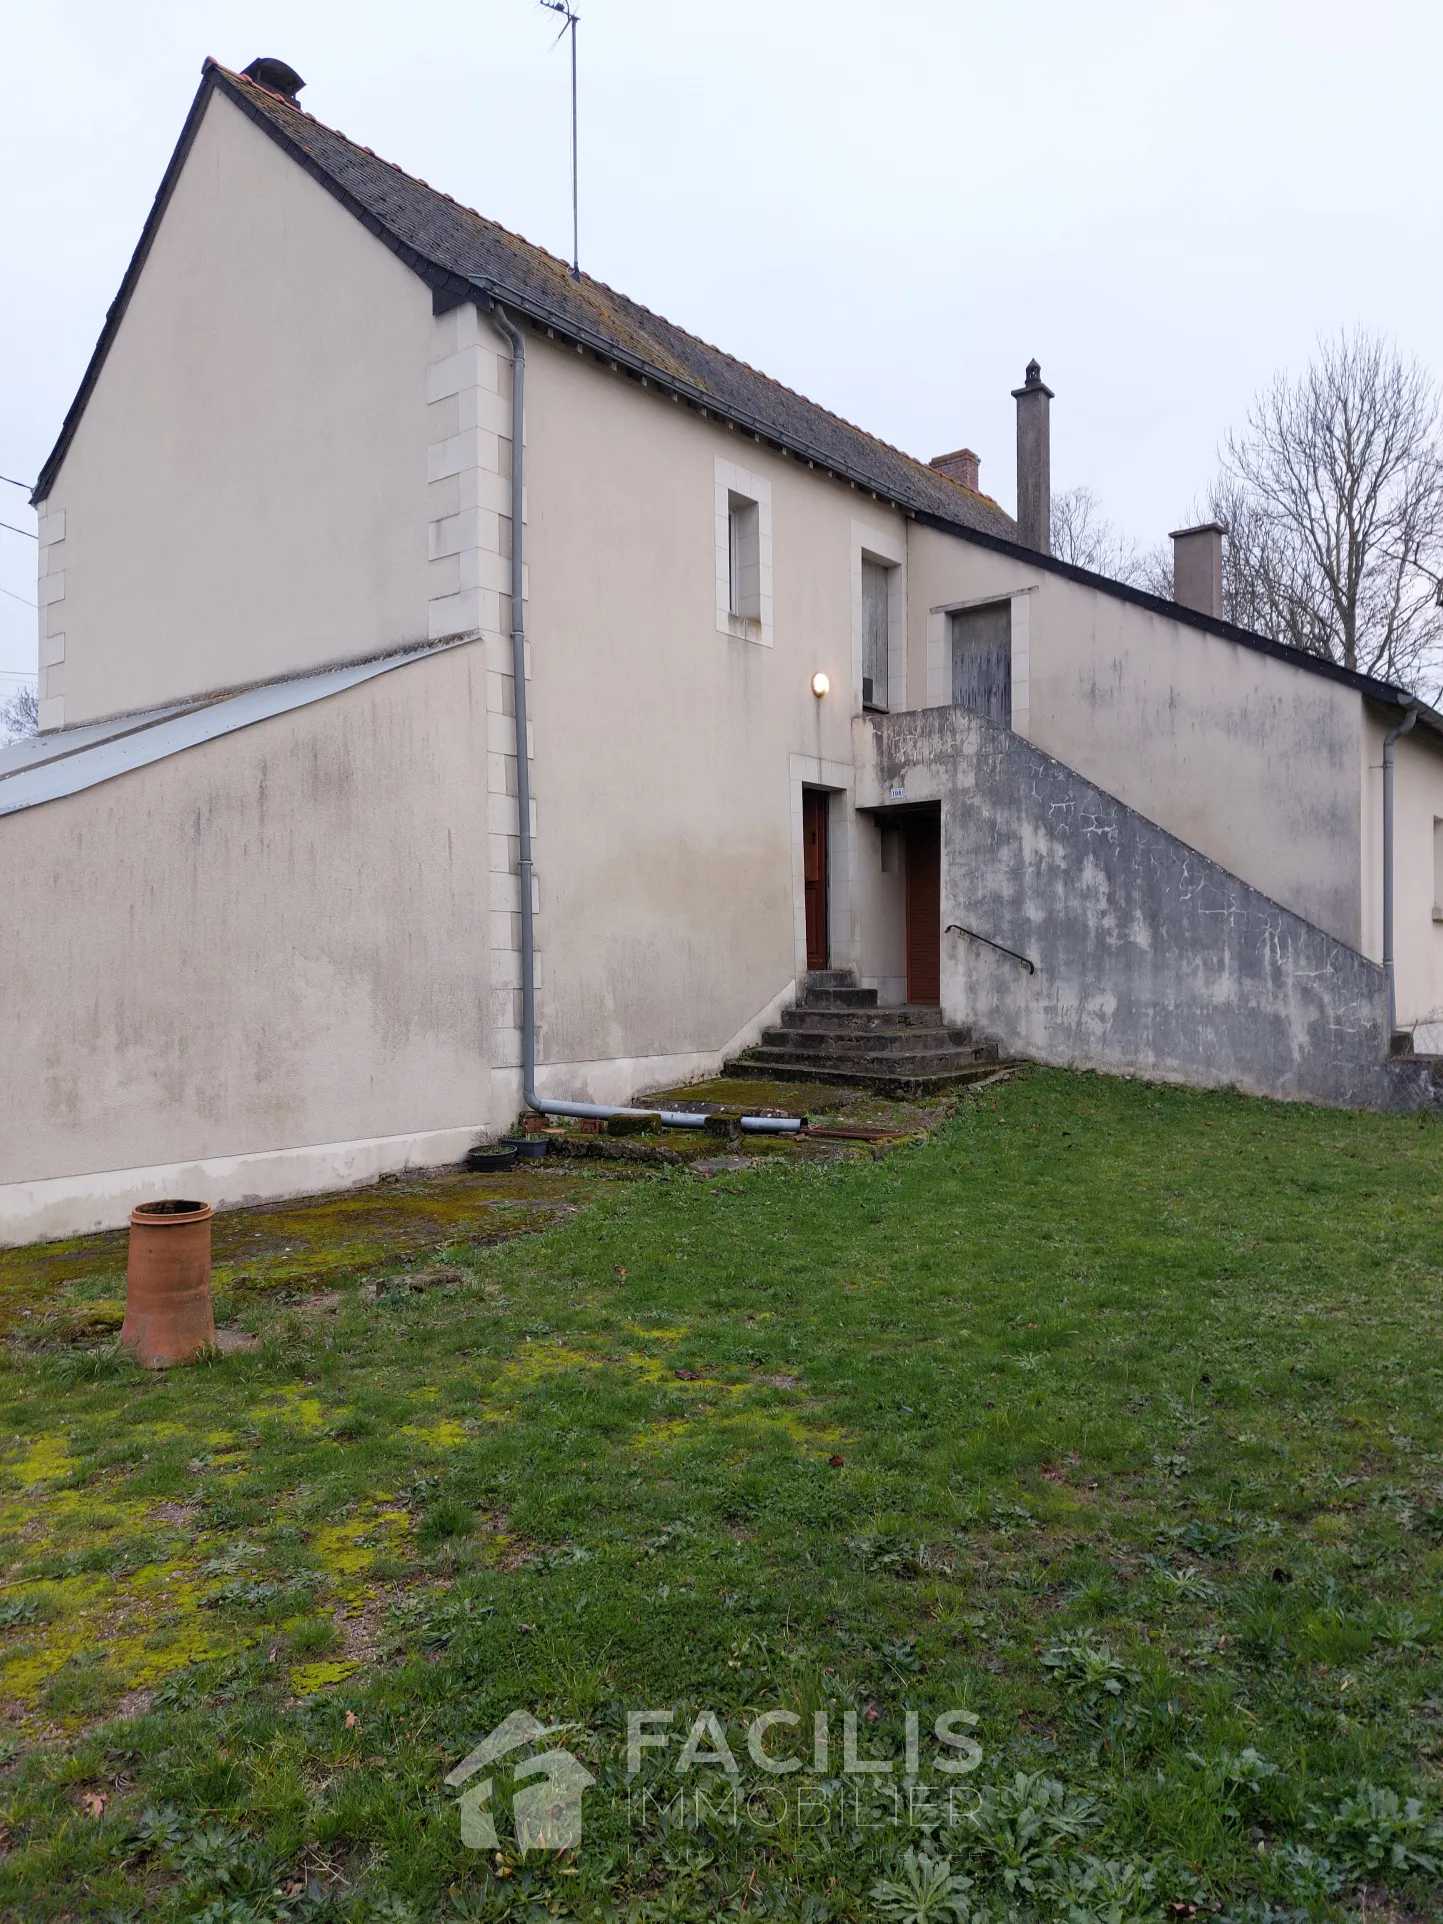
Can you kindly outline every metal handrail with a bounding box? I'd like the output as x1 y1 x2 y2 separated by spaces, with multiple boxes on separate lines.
945 923 1036 975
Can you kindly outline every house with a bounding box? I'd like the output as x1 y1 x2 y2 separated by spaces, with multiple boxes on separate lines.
5 54 1442 1245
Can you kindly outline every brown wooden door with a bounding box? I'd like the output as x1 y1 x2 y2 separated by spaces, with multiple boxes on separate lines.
803 789 829 970
904 811 941 1004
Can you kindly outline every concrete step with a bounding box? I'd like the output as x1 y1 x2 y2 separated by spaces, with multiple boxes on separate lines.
742 1041 1000 1077
802 969 859 991
780 1006 963 1037
762 1024 980 1055
797 985 879 1010
723 1053 1014 1095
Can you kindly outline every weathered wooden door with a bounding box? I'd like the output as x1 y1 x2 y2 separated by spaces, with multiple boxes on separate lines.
951 601 1012 728
904 811 941 1004
803 789 829 971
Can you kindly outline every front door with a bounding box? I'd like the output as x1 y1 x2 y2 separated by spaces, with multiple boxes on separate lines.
803 789 830 970
904 810 941 1004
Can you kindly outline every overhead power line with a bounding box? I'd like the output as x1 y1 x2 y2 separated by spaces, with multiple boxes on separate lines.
1 520 37 540
0 475 34 493
0 584 37 608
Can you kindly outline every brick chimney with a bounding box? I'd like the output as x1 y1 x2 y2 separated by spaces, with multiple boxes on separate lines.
1011 360 1053 554
1170 522 1226 618
930 447 981 492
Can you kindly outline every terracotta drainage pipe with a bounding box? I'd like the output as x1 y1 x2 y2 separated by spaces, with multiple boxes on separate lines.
120 1199 216 1367
479 288 801 1138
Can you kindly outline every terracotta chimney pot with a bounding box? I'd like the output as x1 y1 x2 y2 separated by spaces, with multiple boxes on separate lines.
120 1200 216 1368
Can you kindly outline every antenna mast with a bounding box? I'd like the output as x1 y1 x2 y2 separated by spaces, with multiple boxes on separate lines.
539 0 581 281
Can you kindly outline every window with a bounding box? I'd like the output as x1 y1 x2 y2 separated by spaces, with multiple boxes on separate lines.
853 520 905 709
716 459 773 644
728 493 761 620
950 601 1012 728
861 559 890 710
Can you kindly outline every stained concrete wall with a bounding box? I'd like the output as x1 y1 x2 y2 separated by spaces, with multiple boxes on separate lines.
905 526 1368 949
857 705 1391 1108
0 647 494 1240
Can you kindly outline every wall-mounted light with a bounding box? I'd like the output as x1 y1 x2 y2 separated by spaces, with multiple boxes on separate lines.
810 672 830 698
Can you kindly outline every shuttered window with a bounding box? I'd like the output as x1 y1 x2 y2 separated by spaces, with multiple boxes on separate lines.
950 601 1012 728
861 559 890 711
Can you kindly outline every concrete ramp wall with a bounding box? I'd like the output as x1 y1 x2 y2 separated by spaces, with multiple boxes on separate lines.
856 707 1391 1108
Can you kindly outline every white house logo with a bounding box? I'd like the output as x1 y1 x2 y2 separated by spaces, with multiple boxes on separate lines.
446 1710 596 1853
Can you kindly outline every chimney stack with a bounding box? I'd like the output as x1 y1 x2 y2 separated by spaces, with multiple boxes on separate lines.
241 57 306 103
1169 523 1226 618
1011 360 1054 554
929 447 981 492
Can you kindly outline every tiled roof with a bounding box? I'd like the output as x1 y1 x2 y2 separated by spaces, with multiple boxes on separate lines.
27 61 1438 738
206 63 1018 540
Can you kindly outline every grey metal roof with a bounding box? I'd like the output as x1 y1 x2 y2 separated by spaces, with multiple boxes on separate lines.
0 701 193 781
0 641 468 819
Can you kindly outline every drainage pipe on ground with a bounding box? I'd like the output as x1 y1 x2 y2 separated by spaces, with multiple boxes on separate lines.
1382 702 1421 1038
481 291 801 1137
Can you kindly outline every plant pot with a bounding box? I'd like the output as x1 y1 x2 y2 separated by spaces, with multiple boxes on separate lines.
506 1137 550 1160
464 1146 519 1173
120 1200 215 1368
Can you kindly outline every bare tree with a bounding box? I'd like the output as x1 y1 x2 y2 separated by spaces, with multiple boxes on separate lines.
1131 539 1175 602
0 682 39 744
1221 329 1443 689
1051 485 1141 582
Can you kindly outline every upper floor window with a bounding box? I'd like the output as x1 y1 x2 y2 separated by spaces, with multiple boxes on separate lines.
853 520 905 712
715 458 773 645
728 494 761 620
950 601 1011 728
861 559 890 711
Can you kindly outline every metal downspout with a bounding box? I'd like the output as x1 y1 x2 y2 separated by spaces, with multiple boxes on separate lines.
481 294 800 1136
1383 702 1420 1038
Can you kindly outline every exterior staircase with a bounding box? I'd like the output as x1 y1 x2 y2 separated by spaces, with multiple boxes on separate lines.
725 970 1014 1095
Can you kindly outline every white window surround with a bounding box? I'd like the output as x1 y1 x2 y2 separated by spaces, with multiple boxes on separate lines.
715 457 773 646
926 585 1033 737
851 519 906 714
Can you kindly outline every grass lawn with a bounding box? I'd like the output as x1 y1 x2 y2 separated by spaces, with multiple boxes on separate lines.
1 1068 1442 1921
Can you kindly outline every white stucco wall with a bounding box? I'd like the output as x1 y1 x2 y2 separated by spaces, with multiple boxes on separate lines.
0 648 494 1239
905 527 1367 947
20 72 1439 1247
37 88 437 731
518 332 910 1084
1359 708 1443 1037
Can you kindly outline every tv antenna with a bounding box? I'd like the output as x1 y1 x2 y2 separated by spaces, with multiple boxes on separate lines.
538 0 581 281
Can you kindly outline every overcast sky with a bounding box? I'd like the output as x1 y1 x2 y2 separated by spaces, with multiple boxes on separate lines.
3 0 1442 689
